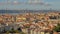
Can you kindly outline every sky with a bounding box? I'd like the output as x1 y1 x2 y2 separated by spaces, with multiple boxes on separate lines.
0 0 60 10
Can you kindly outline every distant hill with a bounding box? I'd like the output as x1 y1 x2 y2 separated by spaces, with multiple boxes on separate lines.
0 10 59 13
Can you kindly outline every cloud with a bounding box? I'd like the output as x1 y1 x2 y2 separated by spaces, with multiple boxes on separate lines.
0 0 21 5
28 0 43 4
0 2 6 5
0 0 51 6
44 2 51 6
13 1 19 4
26 0 51 6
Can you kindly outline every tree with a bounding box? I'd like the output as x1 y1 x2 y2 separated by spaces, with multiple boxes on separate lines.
17 27 22 32
20 32 26 34
53 23 60 32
